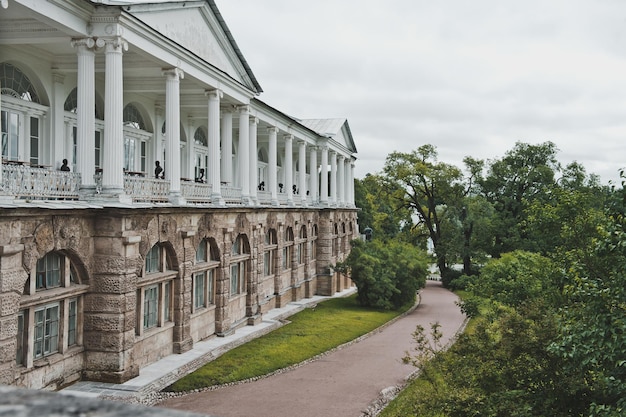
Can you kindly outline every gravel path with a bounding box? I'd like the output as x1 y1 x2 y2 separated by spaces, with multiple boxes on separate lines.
157 280 466 417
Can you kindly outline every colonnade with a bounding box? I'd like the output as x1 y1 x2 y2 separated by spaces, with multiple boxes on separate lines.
68 36 355 207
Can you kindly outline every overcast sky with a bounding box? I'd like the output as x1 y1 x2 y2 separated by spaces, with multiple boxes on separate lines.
215 0 626 184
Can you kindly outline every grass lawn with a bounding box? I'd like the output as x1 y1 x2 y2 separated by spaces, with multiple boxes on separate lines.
165 294 412 392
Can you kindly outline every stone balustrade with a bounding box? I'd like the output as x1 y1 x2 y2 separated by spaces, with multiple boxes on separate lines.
2 164 80 200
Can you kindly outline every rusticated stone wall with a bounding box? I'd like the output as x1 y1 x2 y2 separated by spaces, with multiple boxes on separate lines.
0 206 357 390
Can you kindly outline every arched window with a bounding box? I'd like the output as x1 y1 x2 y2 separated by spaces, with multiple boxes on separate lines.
282 227 294 270
1 62 44 164
192 238 220 311
230 234 249 296
17 251 86 367
297 225 307 265
264 229 278 276
311 224 318 261
0 63 40 103
137 244 175 334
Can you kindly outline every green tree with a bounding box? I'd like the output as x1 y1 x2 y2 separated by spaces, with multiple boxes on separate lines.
383 145 466 275
354 173 414 241
550 174 626 416
479 141 561 257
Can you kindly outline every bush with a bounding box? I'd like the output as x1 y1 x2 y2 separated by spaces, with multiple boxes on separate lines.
335 239 427 309
441 267 462 288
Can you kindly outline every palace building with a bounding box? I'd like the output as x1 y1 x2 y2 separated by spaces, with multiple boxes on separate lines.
0 0 358 390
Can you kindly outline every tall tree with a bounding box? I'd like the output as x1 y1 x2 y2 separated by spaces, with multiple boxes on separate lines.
479 141 561 257
382 145 465 274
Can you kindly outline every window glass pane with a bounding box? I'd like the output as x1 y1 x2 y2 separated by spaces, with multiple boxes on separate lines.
196 240 207 262
94 131 101 169
16 312 24 364
9 112 18 160
144 286 158 329
30 117 39 165
194 273 205 309
140 141 146 172
45 305 59 354
68 299 77 346
230 264 238 295
208 269 214 304
1 110 7 158
146 245 160 274
164 281 171 322
36 253 62 290
264 251 270 276
232 236 240 255
34 309 44 358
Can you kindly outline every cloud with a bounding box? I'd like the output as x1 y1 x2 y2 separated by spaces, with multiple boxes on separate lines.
217 0 626 184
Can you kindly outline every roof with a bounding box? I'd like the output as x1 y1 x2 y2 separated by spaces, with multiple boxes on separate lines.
298 118 357 154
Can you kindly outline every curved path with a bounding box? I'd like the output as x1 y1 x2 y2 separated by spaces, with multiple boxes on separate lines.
158 280 465 417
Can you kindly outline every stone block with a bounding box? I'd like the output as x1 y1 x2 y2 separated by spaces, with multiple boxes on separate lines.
0 316 17 340
83 313 126 333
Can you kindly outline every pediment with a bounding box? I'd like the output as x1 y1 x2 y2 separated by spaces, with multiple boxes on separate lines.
127 1 260 93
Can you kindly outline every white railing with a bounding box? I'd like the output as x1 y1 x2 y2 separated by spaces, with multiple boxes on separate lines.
221 185 242 205
181 180 212 203
257 190 272 205
124 175 170 203
2 164 80 200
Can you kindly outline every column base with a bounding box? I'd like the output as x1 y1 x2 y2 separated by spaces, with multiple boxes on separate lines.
94 187 133 204
168 192 187 206
211 193 225 206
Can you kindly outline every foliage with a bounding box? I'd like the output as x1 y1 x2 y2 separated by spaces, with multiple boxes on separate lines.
354 173 415 242
549 174 626 416
469 250 566 308
335 239 427 309
382 145 466 274
166 294 407 392
478 141 561 257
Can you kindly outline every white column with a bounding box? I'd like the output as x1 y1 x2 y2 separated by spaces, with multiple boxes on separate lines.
51 72 65 171
220 108 233 185
237 105 250 204
320 143 329 206
249 116 258 205
330 150 337 206
298 140 307 205
268 126 278 206
163 67 185 204
350 160 356 207
186 117 195 179
344 158 351 207
153 106 164 175
206 89 223 205
101 37 127 200
337 155 345 207
73 38 96 190
309 146 318 204
284 134 293 206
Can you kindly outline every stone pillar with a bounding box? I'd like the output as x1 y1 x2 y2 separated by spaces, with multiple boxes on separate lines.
206 89 224 205
316 213 335 296
163 67 185 205
330 150 337 206
337 155 345 207
298 140 307 206
84 224 140 383
249 116 258 205
320 142 329 206
309 146 318 205
73 38 96 192
283 134 293 206
101 37 128 201
174 230 194 353
220 109 233 185
0 244 27 385
268 126 279 206
237 105 250 204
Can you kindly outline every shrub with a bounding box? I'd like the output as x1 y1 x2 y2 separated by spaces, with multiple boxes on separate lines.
335 239 427 309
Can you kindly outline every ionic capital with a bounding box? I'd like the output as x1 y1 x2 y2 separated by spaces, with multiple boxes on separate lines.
162 67 185 80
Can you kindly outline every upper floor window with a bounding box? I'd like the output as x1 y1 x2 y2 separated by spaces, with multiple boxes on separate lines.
282 227 294 270
264 229 277 277
0 63 40 103
193 238 219 311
